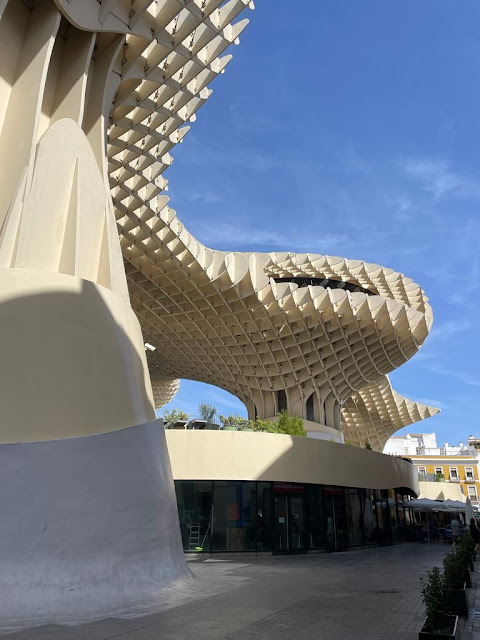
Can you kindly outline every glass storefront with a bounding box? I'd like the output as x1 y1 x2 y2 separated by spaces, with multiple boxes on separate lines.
305 485 324 549
211 481 256 551
324 486 348 551
256 482 272 551
273 483 307 553
174 480 413 554
363 489 378 546
346 488 364 547
175 480 212 552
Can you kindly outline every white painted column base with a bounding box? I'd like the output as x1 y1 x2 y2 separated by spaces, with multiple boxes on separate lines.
0 420 190 633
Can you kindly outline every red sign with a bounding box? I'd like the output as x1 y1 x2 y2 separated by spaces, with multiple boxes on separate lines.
273 482 305 494
323 486 344 496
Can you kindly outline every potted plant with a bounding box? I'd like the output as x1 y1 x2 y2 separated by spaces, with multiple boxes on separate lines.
461 532 475 570
239 421 255 432
219 414 248 431
419 566 459 639
456 535 473 586
443 552 468 617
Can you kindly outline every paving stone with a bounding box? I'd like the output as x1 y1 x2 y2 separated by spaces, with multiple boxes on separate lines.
4 543 451 640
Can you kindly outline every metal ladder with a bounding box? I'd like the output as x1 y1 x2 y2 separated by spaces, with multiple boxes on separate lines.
188 524 200 550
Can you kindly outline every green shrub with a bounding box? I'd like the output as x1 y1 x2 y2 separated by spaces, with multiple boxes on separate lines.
364 441 372 450
443 552 465 592
420 566 450 633
219 411 306 436
163 408 189 423
251 411 306 437
251 418 277 433
456 532 474 569
276 410 306 436
218 414 249 429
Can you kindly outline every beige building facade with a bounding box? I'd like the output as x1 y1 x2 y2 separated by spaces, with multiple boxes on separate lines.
166 429 420 554
0 0 440 629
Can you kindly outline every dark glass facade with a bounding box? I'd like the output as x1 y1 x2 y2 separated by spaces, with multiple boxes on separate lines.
174 480 414 554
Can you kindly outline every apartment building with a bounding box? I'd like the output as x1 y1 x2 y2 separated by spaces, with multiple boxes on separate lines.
384 433 480 506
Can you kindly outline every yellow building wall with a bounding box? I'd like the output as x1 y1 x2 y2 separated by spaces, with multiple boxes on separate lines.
410 458 480 503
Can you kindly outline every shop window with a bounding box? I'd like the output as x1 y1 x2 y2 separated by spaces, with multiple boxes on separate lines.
395 493 407 540
256 482 272 551
346 488 364 547
363 490 378 545
211 481 256 551
375 490 384 532
388 489 399 543
375 490 393 546
403 497 413 527
305 485 325 549
323 486 347 551
175 480 212 552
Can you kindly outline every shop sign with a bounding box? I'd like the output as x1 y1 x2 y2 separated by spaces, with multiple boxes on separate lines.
273 482 305 494
323 486 344 496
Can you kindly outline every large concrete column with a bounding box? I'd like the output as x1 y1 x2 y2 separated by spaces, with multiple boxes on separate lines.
0 109 188 630
0 421 189 632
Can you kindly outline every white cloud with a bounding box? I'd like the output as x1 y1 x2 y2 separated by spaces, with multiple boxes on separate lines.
228 102 285 134
420 360 480 388
188 191 223 204
428 320 471 342
193 220 353 252
403 158 459 199
416 397 449 410
391 197 413 223
401 156 480 201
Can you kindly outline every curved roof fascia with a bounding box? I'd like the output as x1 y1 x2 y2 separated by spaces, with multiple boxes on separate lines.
30 1 438 444
342 376 440 452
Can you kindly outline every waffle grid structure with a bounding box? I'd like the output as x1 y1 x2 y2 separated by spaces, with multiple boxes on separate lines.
0 0 438 453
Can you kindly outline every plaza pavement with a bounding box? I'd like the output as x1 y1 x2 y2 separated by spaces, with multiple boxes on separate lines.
4 543 462 640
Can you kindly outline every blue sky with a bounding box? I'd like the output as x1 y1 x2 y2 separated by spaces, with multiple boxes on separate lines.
159 1 480 445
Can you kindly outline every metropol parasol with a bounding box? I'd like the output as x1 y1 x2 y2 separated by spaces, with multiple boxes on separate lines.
0 0 438 630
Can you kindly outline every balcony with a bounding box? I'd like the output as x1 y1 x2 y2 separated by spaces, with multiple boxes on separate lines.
418 473 446 483
465 477 477 483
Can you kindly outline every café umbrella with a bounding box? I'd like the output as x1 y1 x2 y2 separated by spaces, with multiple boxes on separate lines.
403 497 474 542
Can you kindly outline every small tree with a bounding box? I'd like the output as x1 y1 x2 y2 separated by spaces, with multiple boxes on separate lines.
251 418 280 433
163 408 189 424
456 532 474 570
420 566 449 633
276 410 306 436
198 403 217 423
219 414 249 429
443 551 465 592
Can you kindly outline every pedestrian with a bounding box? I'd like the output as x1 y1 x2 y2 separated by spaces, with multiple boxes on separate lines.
469 518 480 554
451 516 460 549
